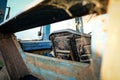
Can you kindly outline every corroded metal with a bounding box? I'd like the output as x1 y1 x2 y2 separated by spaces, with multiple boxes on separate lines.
0 0 108 33
0 67 9 80
0 0 109 80
49 29 91 63
26 53 96 80
0 33 29 80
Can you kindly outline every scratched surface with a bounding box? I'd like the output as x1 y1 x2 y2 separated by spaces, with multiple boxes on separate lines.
25 53 96 80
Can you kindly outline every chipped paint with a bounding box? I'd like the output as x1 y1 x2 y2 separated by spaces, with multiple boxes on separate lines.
25 53 96 80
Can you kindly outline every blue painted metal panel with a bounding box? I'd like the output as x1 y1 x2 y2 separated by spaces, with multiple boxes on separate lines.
43 25 50 40
0 0 7 23
20 40 52 51
20 25 51 51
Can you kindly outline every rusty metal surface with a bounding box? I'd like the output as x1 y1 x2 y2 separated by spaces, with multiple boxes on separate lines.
49 29 91 63
26 53 96 80
0 30 101 80
49 29 80 61
0 67 10 80
0 33 29 80
0 0 108 33
0 52 10 80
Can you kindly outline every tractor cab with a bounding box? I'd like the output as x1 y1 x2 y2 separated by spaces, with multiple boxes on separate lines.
0 0 108 80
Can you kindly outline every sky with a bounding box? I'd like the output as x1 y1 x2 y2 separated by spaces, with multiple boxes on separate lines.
7 0 34 17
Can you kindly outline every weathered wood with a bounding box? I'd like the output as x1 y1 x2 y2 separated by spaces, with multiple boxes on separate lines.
0 0 108 33
0 33 29 80
101 0 120 80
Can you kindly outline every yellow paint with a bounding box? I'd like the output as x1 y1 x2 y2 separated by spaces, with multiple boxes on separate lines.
101 0 120 80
